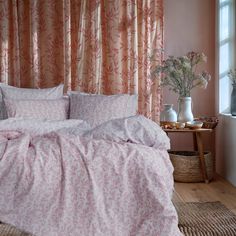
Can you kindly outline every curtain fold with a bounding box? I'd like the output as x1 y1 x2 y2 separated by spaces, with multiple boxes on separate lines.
0 0 163 121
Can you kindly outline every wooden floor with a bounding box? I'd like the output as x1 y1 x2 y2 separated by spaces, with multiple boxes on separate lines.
173 175 236 214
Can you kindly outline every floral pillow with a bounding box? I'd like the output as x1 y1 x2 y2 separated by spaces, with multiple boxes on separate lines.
69 93 138 127
0 84 64 119
4 98 69 121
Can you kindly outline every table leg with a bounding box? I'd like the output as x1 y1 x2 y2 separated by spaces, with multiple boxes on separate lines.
193 133 198 151
196 132 209 183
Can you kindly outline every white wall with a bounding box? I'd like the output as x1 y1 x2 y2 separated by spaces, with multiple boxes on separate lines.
216 114 236 186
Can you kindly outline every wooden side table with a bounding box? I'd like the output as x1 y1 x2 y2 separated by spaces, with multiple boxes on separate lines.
164 128 213 183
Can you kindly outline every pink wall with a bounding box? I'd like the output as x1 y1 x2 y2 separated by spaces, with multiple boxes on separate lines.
163 0 216 152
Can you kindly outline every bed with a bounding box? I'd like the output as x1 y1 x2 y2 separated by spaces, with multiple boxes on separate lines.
0 84 181 236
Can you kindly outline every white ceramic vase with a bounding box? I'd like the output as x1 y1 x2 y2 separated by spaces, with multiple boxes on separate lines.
177 97 194 122
231 84 236 116
160 104 177 122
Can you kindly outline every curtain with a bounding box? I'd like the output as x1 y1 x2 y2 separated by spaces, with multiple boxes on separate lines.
0 0 163 121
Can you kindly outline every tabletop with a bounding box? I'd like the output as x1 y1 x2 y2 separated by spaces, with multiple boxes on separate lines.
163 128 212 133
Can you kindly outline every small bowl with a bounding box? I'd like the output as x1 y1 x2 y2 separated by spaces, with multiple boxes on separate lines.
175 122 185 129
160 121 176 129
186 121 203 129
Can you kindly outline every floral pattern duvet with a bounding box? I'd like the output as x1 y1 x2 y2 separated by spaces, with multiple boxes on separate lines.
0 116 181 236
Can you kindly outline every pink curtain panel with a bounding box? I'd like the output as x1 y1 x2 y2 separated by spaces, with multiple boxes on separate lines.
0 0 163 121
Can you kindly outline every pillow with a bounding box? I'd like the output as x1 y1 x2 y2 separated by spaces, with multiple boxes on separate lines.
69 93 138 127
4 98 69 121
0 84 64 119
1 84 64 100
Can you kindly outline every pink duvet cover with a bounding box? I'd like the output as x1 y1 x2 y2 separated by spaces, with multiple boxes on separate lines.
0 116 181 236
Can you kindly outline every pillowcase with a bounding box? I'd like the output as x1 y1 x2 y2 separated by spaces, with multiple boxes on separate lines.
0 84 64 119
69 93 138 127
4 98 69 121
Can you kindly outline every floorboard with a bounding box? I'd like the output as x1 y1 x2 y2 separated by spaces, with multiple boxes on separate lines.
173 175 236 214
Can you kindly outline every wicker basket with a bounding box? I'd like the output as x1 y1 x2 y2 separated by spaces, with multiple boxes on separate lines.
202 121 218 129
194 117 218 129
169 151 213 183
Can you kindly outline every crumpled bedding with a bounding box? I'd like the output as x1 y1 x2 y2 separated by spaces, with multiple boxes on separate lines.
0 117 90 135
0 116 181 236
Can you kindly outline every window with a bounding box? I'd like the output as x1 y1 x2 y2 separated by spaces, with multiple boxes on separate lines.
218 0 235 113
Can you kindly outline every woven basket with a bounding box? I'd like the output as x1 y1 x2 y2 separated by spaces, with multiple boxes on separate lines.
169 151 213 183
202 121 218 129
194 117 218 129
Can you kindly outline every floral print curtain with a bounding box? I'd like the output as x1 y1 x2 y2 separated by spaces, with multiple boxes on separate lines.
0 0 163 121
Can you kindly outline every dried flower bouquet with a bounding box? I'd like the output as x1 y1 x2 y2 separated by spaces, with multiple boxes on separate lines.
228 69 236 85
153 51 211 97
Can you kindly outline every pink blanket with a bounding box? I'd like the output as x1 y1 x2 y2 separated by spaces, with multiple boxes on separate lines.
0 117 181 236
